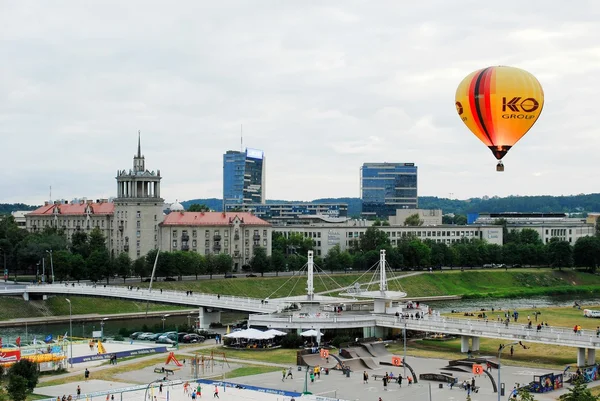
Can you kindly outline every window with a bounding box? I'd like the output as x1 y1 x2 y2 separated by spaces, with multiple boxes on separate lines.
137 221 141 228
224 231 228 237
263 230 267 237
154 214 157 221
172 240 177 248
245 248 249 254
245 230 249 236
263 239 267 246
205 249 210 255
136 211 140 218
137 250 141 257
192 230 197 238
192 240 197 247
224 240 229 247
173 230 178 236
205 240 210 247
136 230 140 238
205 230 210 238
245 239 249 246
136 240 140 248
154 234 157 241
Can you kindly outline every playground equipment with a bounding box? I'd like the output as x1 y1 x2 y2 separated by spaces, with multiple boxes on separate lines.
190 351 229 378
166 351 183 367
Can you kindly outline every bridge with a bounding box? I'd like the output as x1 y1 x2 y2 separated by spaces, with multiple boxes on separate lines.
248 313 600 366
0 283 284 328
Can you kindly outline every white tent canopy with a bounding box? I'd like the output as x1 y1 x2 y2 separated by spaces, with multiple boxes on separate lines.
264 329 287 337
300 329 324 337
224 328 275 340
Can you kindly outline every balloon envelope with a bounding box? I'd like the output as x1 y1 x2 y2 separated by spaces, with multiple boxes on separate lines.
455 66 544 160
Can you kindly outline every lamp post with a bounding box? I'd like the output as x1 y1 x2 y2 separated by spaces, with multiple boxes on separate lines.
498 341 519 401
403 322 407 379
65 299 73 368
162 314 170 331
46 250 54 284
100 318 108 338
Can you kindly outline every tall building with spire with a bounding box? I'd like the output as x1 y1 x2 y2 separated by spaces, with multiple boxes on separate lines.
113 132 164 259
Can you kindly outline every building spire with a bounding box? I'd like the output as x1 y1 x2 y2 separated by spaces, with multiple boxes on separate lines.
137 130 142 158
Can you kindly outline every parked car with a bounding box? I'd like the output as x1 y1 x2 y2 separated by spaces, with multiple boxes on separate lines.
195 329 218 339
129 332 144 340
224 273 237 278
148 333 165 341
182 333 205 343
137 332 155 341
246 273 257 277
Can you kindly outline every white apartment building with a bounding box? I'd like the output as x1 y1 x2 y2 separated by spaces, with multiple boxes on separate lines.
160 211 272 271
388 208 443 226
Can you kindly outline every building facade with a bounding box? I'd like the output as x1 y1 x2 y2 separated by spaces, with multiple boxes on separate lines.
361 162 418 218
225 203 348 223
388 208 443 226
25 200 115 253
160 212 272 271
223 148 266 209
273 219 503 257
471 212 595 244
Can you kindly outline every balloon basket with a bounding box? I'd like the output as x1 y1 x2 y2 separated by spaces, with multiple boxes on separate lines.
496 162 504 172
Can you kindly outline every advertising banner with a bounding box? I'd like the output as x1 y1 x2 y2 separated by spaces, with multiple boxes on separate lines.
0 349 21 364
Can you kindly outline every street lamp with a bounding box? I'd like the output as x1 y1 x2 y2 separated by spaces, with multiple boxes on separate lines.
46 250 55 284
498 341 519 401
403 322 407 380
65 299 73 368
162 314 170 331
100 318 109 338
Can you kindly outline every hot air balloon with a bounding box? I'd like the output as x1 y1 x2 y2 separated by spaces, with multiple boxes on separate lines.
455 66 544 171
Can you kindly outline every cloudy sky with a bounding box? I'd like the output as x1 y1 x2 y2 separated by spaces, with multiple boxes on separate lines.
2 1 599 205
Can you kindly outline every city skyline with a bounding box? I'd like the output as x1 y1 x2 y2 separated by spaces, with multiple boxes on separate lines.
2 2 600 205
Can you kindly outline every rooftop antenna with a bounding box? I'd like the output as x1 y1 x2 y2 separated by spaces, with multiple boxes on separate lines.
240 124 243 152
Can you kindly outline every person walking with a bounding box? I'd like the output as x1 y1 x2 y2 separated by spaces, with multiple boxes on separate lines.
287 367 294 379
397 374 403 387
213 385 219 398
197 384 202 397
363 371 369 384
76 385 81 399
510 345 514 357
84 368 90 381
382 375 388 391
159 383 163 394
282 368 287 382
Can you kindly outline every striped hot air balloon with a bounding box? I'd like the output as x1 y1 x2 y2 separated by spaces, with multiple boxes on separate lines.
455 66 544 171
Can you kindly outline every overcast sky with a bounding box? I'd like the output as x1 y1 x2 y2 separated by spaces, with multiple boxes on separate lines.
2 1 599 205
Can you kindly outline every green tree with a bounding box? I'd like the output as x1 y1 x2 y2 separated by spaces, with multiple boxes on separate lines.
52 250 73 281
559 376 598 401
204 254 217 279
339 250 354 271
70 231 90 258
88 227 106 252
216 254 233 274
573 236 600 272
250 247 270 276
355 227 389 252
86 250 110 283
190 252 205 279
270 250 286 276
133 257 148 281
114 252 132 283
6 374 28 401
453 214 467 225
403 213 423 226
187 203 210 212
8 359 39 394
324 245 342 273
69 253 87 282
546 238 573 269
516 387 538 400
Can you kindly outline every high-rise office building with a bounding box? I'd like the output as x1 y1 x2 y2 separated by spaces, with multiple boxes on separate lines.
360 162 418 218
223 148 266 209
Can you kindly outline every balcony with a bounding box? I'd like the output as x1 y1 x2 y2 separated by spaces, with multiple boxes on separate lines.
182 244 190 251
253 234 260 240
118 225 124 232
233 251 240 257
214 234 222 241
234 234 240 240
124 245 129 251
213 244 222 251
182 234 189 241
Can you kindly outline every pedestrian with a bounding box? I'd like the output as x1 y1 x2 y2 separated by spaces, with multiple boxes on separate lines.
407 376 412 385
159 383 163 394
191 390 196 400
471 377 475 389
287 367 293 379
510 345 514 357
111 395 114 401
84 368 90 381
76 385 81 399
310 371 315 383
397 374 403 387
213 385 219 398
382 375 388 391
363 370 369 384
197 384 202 397
282 368 286 381
596 326 600 337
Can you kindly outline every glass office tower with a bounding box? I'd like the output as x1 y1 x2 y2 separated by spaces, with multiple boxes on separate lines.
223 148 266 209
361 162 418 218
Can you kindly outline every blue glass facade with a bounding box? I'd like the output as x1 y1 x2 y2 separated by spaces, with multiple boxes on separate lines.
361 162 418 218
223 149 265 209
225 203 348 221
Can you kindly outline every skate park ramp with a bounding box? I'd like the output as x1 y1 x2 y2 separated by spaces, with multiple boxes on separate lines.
343 357 381 371
301 353 337 368
361 342 390 357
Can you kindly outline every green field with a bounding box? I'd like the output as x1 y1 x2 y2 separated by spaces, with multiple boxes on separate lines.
150 269 600 299
0 296 182 321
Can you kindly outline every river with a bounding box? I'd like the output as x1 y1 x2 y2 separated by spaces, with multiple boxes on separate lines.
428 294 600 313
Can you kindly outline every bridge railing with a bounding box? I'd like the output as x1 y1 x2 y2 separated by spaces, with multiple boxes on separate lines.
377 314 600 347
19 284 282 312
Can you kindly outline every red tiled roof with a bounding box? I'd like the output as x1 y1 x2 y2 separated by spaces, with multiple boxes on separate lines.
27 202 115 216
161 212 270 227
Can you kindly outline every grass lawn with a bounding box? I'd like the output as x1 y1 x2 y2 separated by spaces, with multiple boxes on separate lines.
192 347 297 365
224 365 281 379
445 305 600 330
387 337 576 370
0 296 184 320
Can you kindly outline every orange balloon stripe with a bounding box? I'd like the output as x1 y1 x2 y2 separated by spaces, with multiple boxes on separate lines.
482 68 496 144
467 69 490 145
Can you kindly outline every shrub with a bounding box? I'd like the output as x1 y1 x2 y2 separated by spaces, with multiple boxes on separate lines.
281 333 304 349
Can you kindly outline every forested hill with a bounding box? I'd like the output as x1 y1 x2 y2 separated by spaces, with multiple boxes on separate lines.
182 194 600 217
5 193 600 217
0 203 38 215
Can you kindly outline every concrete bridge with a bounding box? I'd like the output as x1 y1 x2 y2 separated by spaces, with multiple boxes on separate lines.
0 283 284 328
248 313 600 366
